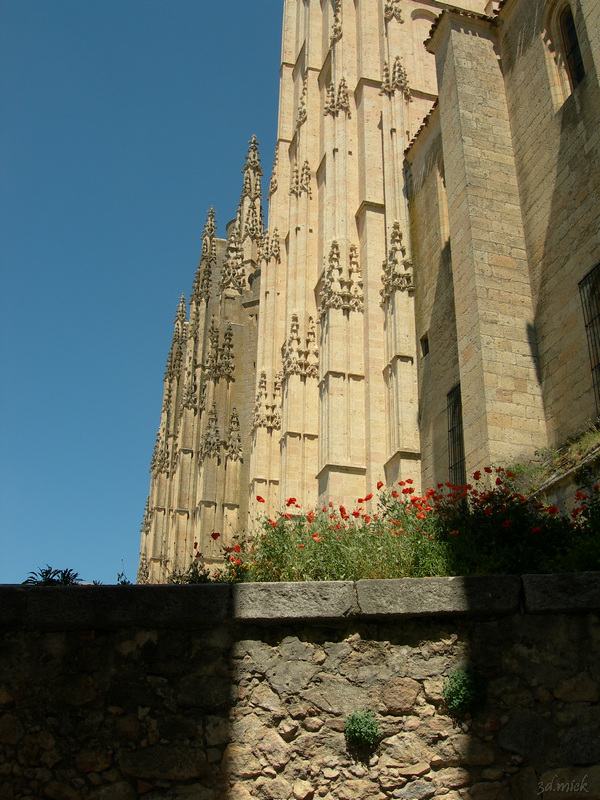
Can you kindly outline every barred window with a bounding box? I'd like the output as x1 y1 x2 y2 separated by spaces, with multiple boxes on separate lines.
447 384 466 486
579 263 600 416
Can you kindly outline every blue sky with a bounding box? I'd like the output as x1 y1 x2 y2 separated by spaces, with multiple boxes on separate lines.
0 1 281 583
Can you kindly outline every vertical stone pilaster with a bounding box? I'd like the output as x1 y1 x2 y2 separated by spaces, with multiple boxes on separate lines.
429 12 548 471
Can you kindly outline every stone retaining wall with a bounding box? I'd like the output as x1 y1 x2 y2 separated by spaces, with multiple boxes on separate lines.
1 575 599 800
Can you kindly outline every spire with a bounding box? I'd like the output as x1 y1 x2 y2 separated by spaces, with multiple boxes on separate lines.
238 135 264 244
164 295 188 381
191 208 217 307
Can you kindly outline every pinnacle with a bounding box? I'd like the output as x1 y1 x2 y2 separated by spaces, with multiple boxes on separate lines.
204 206 217 238
243 134 263 175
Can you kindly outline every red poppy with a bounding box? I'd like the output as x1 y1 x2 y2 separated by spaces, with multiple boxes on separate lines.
298 544 305 548
406 479 413 485
484 467 493 474
506 471 516 478
547 505 559 516
307 511 314 523
531 527 541 533
352 510 360 518
392 490 399 498
377 481 384 490
398 480 406 486
450 530 459 535
195 551 202 558
496 478 503 486
312 534 322 541
286 497 297 506
233 545 242 553
364 493 373 501
257 496 265 503
502 520 510 528
473 471 481 481
402 487 413 494
194 542 198 549
211 532 220 540
364 515 371 523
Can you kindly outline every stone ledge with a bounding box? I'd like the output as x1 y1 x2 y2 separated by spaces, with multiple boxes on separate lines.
0 585 232 631
356 576 522 617
523 572 600 613
232 581 357 621
0 573 598 631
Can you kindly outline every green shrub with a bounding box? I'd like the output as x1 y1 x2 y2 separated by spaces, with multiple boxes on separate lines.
344 709 381 749
23 566 81 585
442 668 485 718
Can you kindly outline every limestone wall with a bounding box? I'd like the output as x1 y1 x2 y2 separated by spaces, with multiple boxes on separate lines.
1 576 599 800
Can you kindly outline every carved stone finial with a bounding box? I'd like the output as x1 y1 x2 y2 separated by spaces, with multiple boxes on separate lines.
380 221 414 304
324 82 336 116
219 324 235 379
384 0 404 23
140 497 152 534
164 295 188 381
251 371 269 429
282 313 320 379
319 241 364 316
330 0 342 46
191 208 217 306
151 428 169 475
136 552 149 585
297 75 308 128
290 159 301 197
336 78 351 118
268 143 279 198
392 56 411 101
225 406 243 462
270 228 281 264
219 223 246 294
300 160 312 198
380 61 392 96
205 317 220 380
200 403 221 460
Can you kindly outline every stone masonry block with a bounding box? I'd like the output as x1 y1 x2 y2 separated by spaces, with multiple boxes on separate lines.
232 581 356 621
356 576 521 616
523 573 600 613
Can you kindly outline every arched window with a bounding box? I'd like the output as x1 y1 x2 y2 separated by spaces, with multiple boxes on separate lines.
542 0 586 106
559 5 585 87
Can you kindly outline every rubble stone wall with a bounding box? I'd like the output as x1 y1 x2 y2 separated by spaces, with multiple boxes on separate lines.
1 575 599 800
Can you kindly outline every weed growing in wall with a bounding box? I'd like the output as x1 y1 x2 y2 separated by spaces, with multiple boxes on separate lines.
443 668 486 719
344 709 381 749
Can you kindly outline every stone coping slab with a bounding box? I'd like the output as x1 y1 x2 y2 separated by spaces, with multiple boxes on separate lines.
0 573 598 630
356 575 521 616
522 572 600 613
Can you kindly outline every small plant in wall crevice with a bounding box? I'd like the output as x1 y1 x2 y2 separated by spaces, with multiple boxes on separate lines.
344 709 381 751
442 667 486 719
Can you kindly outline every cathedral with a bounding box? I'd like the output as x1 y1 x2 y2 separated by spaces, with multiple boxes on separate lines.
138 0 600 583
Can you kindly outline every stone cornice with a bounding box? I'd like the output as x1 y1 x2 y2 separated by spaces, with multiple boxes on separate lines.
2 573 598 629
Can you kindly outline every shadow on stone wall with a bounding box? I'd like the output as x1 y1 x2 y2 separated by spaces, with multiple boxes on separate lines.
1 577 599 799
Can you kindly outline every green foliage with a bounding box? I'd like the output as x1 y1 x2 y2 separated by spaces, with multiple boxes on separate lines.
169 558 213 584
23 566 81 585
443 668 486 719
344 709 381 749
116 560 133 585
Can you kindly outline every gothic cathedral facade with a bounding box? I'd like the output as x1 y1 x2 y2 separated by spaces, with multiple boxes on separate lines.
138 0 600 583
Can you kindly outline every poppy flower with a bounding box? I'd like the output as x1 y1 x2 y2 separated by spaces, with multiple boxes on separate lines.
298 544 305 548
506 471 516 478
531 527 541 533
484 467 493 474
496 478 503 486
257 496 265 503
406 479 413 485
377 481 384 490
211 532 220 540
312 534 322 541
392 490 399 498
473 471 481 481
233 545 242 553
364 493 373 501
502 519 510 528
352 510 360 518
450 530 459 535
547 505 559 516
364 515 371 523
286 497 297 506
195 551 202 558
358 498 364 504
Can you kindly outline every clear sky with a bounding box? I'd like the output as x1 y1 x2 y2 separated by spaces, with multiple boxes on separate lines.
0 1 282 584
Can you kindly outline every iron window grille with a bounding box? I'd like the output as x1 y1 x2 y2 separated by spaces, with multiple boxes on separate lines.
579 262 600 416
447 384 466 486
